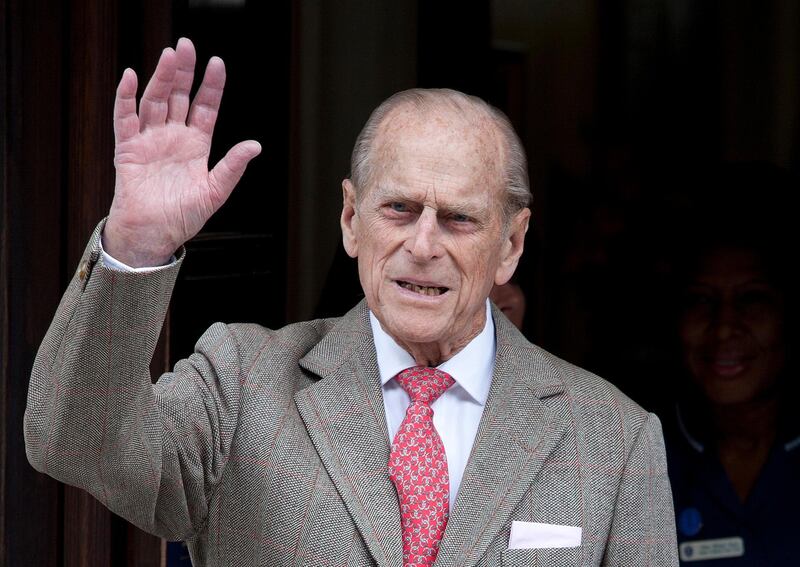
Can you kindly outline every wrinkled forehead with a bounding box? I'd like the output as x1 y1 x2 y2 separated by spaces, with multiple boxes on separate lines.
375 102 505 151
690 246 764 276
371 103 507 190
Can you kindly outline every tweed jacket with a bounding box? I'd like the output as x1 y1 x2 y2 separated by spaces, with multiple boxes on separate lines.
25 224 678 566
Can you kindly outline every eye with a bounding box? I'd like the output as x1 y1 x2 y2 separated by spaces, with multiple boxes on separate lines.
739 287 778 303
383 201 415 220
738 290 769 305
682 291 715 310
736 288 781 315
451 213 471 223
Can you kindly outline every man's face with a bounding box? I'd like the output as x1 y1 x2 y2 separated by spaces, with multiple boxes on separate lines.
341 107 529 356
679 247 786 406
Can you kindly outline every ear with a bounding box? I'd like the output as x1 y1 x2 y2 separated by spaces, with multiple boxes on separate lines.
494 207 531 285
341 179 359 258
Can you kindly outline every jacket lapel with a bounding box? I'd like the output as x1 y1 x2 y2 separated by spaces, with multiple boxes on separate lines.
434 306 569 567
295 301 403 567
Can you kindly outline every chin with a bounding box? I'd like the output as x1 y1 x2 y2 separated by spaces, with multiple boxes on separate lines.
704 388 761 407
697 374 766 407
380 313 443 344
393 323 446 345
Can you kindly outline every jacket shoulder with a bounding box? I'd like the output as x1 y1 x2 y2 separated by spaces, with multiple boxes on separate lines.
216 316 342 368
528 343 651 432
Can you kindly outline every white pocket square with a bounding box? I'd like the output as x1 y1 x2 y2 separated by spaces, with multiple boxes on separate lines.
508 521 582 550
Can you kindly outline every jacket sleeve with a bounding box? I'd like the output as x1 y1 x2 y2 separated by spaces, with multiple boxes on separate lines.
24 221 242 540
602 412 679 565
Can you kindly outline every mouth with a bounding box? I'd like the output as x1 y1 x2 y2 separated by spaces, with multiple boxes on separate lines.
711 359 746 377
703 353 753 377
395 280 449 297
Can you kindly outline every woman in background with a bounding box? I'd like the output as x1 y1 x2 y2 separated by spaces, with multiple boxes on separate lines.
664 163 797 565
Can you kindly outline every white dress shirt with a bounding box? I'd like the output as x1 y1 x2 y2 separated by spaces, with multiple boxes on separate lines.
100 242 173 272
370 302 494 508
101 243 495 508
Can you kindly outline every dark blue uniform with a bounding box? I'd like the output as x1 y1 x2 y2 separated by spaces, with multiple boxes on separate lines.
665 405 800 565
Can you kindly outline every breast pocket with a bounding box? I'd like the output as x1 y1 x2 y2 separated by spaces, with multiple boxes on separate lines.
501 546 581 566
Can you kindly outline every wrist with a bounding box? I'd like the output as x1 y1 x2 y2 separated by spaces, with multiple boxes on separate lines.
102 219 176 268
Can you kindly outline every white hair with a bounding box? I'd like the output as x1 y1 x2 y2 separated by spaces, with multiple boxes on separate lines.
349 88 531 221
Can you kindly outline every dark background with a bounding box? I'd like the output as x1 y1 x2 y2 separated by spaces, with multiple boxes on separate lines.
2 0 798 564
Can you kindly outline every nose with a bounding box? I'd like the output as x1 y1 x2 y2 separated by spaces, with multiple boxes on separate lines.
404 208 443 261
713 300 742 341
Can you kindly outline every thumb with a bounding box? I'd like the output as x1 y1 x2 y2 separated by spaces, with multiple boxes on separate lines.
207 140 262 210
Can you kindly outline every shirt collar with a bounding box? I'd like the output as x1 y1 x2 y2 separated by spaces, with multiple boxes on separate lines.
369 300 495 405
676 400 800 454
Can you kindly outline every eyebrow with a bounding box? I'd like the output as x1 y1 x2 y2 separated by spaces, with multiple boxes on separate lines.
436 202 489 220
372 185 492 219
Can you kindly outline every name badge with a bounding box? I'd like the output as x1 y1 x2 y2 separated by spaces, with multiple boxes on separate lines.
679 537 745 562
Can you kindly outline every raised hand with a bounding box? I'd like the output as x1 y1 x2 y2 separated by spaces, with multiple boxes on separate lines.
104 38 261 267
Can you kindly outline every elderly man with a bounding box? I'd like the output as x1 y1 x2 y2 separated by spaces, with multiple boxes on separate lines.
25 39 678 566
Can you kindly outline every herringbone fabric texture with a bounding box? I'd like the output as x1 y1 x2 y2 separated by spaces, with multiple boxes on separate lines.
24 221 679 566
389 367 454 567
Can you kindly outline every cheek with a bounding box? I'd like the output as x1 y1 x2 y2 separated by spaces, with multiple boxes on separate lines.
678 314 707 349
452 234 501 275
748 313 785 349
752 321 787 376
454 257 490 294
358 220 395 257
358 237 398 287
678 320 709 374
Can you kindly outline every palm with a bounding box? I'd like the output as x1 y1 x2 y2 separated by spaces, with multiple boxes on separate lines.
114 125 215 243
105 38 260 267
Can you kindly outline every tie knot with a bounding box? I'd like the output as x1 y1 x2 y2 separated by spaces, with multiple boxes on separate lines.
395 366 455 405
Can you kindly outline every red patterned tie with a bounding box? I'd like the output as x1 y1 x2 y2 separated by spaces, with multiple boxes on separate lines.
388 366 455 567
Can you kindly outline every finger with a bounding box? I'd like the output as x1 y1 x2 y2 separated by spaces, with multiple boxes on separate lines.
166 37 197 124
114 68 139 144
139 47 178 130
187 56 226 137
207 140 262 210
